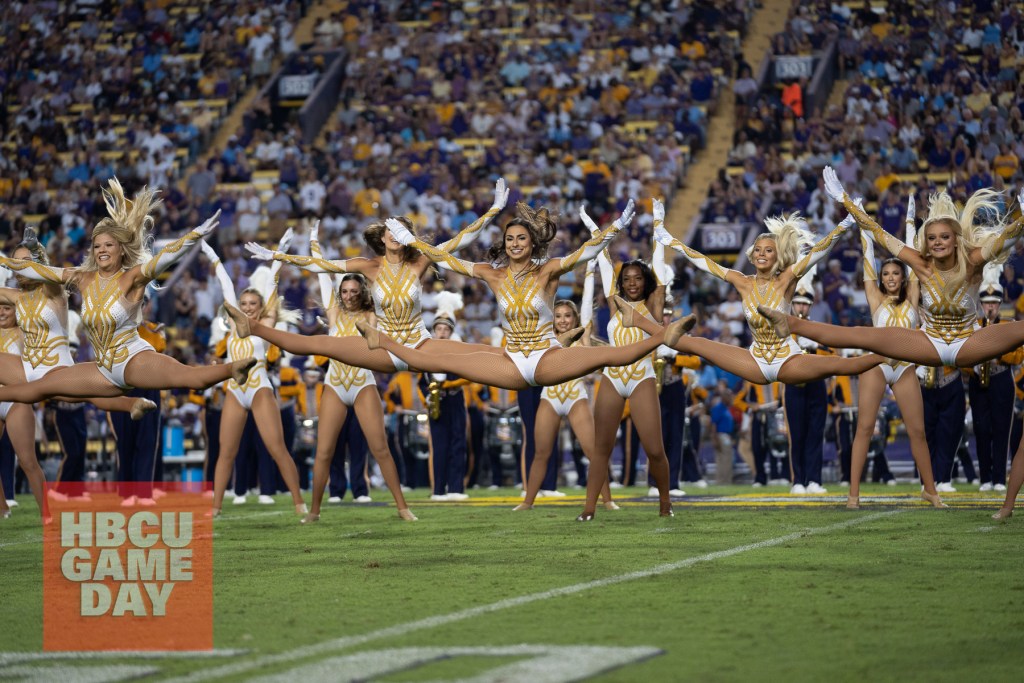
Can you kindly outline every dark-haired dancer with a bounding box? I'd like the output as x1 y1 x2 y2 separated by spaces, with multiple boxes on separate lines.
340 202 692 387
577 205 674 519
230 180 509 371
514 250 617 515
299 226 415 523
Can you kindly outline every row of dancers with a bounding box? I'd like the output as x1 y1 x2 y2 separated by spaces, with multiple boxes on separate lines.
2 169 1024 524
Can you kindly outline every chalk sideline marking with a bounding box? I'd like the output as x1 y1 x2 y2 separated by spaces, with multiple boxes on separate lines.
162 510 903 682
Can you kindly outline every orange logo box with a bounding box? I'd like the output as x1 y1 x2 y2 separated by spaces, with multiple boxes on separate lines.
43 482 213 651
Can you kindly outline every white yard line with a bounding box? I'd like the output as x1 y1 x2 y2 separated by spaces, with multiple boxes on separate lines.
162 510 903 683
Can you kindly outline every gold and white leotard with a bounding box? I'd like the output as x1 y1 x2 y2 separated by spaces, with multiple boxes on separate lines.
373 260 430 371
495 268 559 386
80 275 154 389
0 325 22 421
226 333 273 410
15 286 74 381
919 269 979 366
327 312 374 406
602 300 656 398
873 297 918 385
743 281 801 383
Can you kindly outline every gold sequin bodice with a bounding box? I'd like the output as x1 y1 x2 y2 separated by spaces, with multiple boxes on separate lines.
80 275 144 372
373 260 427 346
743 280 794 364
919 270 978 344
0 325 23 355
605 300 654 382
329 312 372 390
15 287 69 368
496 268 555 356
226 332 271 391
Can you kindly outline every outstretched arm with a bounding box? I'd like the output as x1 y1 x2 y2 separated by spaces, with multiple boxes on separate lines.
437 178 509 253
555 200 634 275
139 211 220 281
580 259 598 327
790 212 855 278
823 166 925 270
652 198 740 286
246 242 368 276
578 206 617 300
385 218 478 277
0 256 70 285
905 194 920 304
860 224 883 311
309 223 337 310
260 228 294 317
975 188 1024 264
200 240 237 308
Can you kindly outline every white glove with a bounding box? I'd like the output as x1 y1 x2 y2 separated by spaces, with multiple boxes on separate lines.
385 217 416 246
194 209 221 237
653 197 665 225
491 178 509 212
915 366 929 382
653 224 675 247
277 227 294 254
22 225 40 250
906 194 915 224
1017 186 1024 211
613 199 636 230
199 239 219 262
309 220 319 246
245 242 275 261
579 205 601 236
822 166 846 203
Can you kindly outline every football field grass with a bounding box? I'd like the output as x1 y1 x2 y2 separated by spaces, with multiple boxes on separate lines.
2 484 1022 682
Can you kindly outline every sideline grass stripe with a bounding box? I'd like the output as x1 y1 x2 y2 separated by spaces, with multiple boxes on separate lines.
0 650 249 665
164 510 903 683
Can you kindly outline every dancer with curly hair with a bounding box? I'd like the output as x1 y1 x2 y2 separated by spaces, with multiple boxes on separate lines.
333 201 692 399
295 225 416 523
513 250 617 516
229 180 510 372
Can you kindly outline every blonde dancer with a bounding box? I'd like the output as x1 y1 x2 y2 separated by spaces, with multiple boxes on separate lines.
201 235 306 518
0 179 255 406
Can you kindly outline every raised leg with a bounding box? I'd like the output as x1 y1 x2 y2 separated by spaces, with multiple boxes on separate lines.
890 369 945 507
667 337 771 384
762 311 942 366
124 351 249 391
0 363 122 403
250 389 305 512
243 314 399 372
957 321 1024 366
777 353 887 385
353 387 415 520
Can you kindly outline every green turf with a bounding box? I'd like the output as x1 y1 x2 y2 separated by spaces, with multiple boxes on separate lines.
2 485 1022 682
